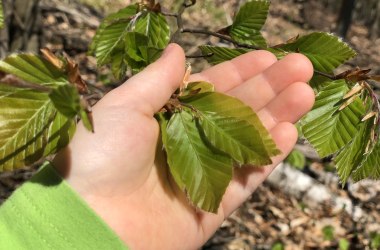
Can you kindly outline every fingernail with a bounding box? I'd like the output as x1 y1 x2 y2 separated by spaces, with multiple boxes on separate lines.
161 43 176 59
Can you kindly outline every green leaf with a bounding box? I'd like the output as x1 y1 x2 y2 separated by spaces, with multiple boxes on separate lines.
230 0 269 47
199 45 250 65
182 81 215 96
132 11 170 49
182 92 280 160
110 49 128 80
334 119 373 183
351 136 380 182
49 84 80 119
339 239 350 250
322 225 335 241
89 5 139 63
183 92 275 165
271 242 285 250
43 112 75 157
0 85 74 171
90 5 168 78
122 32 163 75
285 149 306 170
0 54 67 86
370 232 380 249
301 80 365 158
278 32 357 72
79 108 93 133
164 110 233 213
92 22 132 66
0 0 3 29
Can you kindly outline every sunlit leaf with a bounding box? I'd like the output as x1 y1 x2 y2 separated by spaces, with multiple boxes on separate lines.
301 80 365 158
0 85 74 171
229 0 269 47
89 5 138 60
0 54 67 86
182 92 280 159
164 110 233 213
199 45 250 65
278 32 357 72
182 81 214 96
132 10 170 49
183 92 276 165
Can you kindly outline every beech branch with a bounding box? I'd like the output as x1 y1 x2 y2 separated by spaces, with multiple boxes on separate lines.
181 28 261 50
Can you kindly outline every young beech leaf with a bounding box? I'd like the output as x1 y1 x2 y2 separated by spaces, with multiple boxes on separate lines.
49 84 81 119
335 118 374 184
0 84 75 171
132 10 170 49
79 98 94 133
229 0 269 47
0 54 67 86
301 80 366 158
163 110 233 213
90 5 169 78
199 46 250 65
123 32 163 74
352 140 380 182
181 93 276 165
181 81 215 96
89 5 139 65
181 92 280 158
277 32 357 73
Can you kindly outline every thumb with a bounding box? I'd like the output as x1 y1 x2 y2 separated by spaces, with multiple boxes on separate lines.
116 43 186 115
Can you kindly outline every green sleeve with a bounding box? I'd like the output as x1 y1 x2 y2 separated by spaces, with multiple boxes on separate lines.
0 162 129 250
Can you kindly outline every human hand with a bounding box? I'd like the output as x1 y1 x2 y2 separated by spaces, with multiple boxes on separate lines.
53 44 314 249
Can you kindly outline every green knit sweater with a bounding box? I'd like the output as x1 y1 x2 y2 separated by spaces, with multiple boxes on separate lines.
0 162 129 250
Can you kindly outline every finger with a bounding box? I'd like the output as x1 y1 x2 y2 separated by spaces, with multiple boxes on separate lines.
190 50 277 92
257 82 315 130
199 122 298 237
106 44 186 115
227 53 314 111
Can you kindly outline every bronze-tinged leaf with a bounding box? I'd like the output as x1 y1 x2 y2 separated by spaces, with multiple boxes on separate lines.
362 111 377 122
40 48 65 70
339 94 360 111
272 35 300 48
336 68 372 82
64 54 88 94
343 82 364 99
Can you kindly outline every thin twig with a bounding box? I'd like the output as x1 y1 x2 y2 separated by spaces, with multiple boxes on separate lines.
161 12 178 17
314 70 339 80
170 0 197 43
186 52 214 59
181 28 261 50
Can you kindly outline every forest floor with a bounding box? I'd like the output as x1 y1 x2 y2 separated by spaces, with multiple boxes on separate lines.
1 0 380 249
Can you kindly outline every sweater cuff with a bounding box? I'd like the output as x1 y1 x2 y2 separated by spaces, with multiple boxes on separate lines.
0 162 128 250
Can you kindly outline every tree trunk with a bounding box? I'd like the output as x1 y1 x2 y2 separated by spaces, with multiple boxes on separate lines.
336 0 356 38
0 0 41 58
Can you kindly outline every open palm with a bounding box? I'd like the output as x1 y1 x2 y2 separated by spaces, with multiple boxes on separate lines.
53 44 314 249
